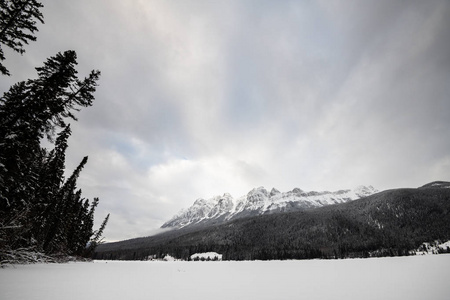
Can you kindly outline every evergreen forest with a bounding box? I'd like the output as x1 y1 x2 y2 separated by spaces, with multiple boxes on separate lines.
0 0 108 264
94 184 450 261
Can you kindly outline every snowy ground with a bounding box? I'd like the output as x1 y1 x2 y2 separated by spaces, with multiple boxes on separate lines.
1 255 449 300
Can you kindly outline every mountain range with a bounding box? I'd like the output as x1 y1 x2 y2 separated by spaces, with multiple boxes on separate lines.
94 181 450 261
162 185 378 229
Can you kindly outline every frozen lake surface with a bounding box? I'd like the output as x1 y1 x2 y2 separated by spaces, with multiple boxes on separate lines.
1 254 449 300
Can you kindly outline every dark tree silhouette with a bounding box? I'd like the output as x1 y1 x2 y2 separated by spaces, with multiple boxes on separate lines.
0 51 108 261
0 0 44 75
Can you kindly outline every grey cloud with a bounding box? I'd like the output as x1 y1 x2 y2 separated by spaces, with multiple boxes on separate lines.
2 0 448 241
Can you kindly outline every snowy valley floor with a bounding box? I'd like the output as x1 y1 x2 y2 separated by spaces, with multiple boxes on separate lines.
1 254 449 300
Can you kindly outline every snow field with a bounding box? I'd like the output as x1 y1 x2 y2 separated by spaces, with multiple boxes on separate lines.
190 252 222 260
1 254 449 300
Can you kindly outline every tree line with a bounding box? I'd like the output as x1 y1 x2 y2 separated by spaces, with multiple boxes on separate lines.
0 0 108 264
94 186 450 261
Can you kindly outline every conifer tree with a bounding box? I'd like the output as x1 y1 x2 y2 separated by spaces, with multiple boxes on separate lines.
0 1 109 262
0 51 107 259
0 51 100 216
27 125 71 250
0 0 44 75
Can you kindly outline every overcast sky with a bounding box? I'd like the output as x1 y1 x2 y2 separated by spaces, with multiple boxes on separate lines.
1 0 449 241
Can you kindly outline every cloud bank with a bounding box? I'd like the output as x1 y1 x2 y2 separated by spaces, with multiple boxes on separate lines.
1 0 449 241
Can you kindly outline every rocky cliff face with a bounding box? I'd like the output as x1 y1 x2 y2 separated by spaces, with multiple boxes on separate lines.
162 185 378 229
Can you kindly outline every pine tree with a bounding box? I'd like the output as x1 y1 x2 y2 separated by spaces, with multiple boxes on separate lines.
85 210 109 256
23 125 71 251
0 51 107 260
0 51 100 215
0 1 108 263
42 155 88 254
0 0 44 75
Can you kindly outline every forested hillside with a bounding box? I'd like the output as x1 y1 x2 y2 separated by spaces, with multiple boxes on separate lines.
94 182 450 260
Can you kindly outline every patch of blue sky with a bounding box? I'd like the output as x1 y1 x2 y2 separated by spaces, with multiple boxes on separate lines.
106 134 158 170
106 131 193 173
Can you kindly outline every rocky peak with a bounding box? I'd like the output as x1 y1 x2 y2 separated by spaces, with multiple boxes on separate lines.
161 184 379 229
291 188 304 194
247 186 268 197
269 188 281 197
354 185 378 198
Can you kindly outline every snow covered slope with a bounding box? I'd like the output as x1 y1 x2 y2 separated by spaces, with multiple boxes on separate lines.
162 185 377 229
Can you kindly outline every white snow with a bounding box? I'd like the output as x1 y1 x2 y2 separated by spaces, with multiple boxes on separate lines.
1 255 449 300
190 252 222 261
439 241 450 249
162 254 178 261
415 240 450 255
165 185 379 228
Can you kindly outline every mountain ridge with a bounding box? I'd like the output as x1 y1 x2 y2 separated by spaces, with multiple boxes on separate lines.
94 181 450 261
162 185 378 229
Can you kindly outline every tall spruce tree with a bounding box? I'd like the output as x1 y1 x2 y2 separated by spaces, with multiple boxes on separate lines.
0 50 100 215
0 51 108 259
0 1 109 262
0 0 44 75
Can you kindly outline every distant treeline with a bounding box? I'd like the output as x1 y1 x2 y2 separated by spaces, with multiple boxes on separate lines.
94 186 450 261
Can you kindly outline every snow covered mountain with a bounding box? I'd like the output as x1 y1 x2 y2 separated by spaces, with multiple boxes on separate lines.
162 185 378 229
